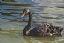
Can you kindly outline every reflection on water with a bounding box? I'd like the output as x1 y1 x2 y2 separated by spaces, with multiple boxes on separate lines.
23 36 57 43
0 32 64 43
0 0 64 43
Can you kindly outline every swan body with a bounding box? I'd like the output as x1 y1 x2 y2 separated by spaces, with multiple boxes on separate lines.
22 8 63 36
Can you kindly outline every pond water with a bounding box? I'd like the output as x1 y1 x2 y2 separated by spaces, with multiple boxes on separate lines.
0 0 64 43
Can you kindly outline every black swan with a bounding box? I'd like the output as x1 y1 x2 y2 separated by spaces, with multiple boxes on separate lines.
21 8 63 36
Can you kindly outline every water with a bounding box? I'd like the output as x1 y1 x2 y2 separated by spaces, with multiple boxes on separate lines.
0 0 64 43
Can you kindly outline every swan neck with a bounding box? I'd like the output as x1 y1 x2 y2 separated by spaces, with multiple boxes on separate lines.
28 12 32 26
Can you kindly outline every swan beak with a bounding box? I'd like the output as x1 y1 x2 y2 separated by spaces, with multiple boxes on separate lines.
21 13 25 18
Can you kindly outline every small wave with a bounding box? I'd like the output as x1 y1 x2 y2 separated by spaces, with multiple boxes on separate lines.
55 39 64 42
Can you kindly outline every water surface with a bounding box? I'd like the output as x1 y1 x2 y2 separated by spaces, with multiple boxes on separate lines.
0 0 64 43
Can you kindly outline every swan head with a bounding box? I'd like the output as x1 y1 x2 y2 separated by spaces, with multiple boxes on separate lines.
21 8 30 17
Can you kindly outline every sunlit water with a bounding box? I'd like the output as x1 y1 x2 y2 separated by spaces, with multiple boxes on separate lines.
0 0 64 43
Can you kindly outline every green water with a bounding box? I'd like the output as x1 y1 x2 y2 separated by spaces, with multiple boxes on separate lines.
0 32 64 43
